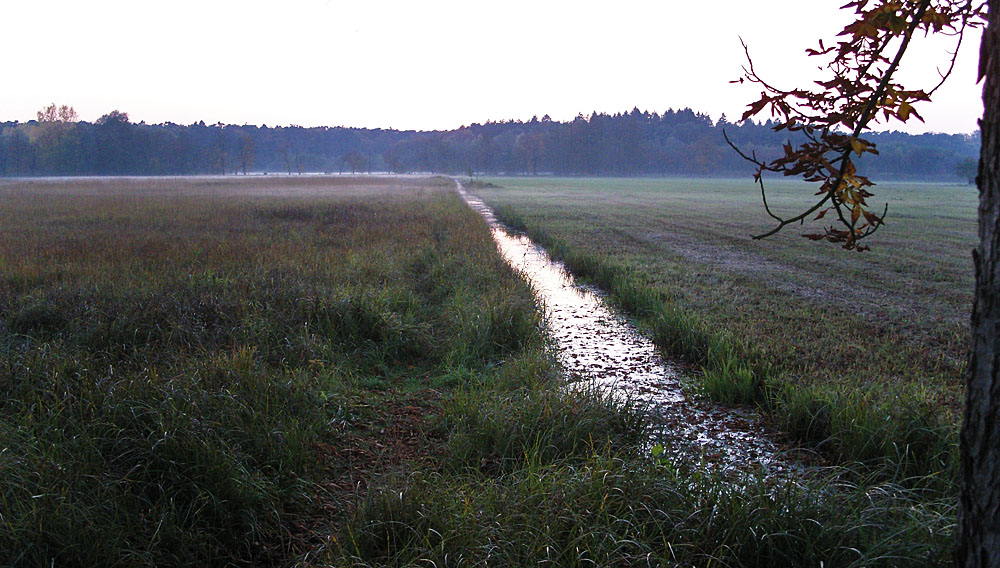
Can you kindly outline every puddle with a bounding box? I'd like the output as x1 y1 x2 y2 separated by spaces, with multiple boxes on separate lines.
457 181 795 477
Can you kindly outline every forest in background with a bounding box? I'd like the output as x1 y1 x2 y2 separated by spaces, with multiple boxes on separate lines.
0 106 979 180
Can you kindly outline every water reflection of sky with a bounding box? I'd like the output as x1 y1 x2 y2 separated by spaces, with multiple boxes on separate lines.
460 183 796 478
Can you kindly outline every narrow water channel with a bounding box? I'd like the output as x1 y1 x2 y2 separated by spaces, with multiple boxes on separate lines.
457 181 792 477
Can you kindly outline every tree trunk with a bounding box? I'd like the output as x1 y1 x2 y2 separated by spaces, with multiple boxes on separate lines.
958 3 1000 565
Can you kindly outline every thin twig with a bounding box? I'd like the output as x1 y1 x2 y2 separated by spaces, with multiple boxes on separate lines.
742 0 932 247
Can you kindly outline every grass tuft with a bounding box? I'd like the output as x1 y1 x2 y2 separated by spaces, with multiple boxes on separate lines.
328 451 954 567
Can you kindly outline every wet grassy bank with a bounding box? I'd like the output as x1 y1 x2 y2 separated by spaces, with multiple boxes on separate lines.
474 177 968 486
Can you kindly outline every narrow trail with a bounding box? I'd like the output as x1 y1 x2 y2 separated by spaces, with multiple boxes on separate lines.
457 181 798 477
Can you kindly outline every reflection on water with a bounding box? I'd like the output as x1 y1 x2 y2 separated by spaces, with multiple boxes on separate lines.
458 181 792 476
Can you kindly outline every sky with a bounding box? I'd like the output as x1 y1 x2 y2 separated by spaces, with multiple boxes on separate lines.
0 0 984 134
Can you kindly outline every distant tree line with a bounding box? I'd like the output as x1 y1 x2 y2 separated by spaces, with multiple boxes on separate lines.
0 105 979 180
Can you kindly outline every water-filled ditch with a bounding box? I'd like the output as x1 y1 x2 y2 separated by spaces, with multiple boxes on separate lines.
457 181 797 477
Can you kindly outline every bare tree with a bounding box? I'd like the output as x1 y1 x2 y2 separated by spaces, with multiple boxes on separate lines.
280 143 293 175
237 133 255 175
36 103 78 124
214 128 228 175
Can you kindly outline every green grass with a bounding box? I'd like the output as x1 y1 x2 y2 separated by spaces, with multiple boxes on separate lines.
0 175 962 566
0 176 549 566
474 176 972 482
327 459 953 567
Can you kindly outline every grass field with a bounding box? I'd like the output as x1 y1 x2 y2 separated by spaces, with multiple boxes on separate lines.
0 175 960 566
0 176 559 565
474 176 975 479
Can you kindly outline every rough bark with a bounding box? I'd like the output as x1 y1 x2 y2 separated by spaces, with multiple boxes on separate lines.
958 2 1000 565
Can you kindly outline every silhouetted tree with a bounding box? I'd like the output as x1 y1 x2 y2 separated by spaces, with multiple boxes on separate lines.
957 157 978 184
237 133 255 175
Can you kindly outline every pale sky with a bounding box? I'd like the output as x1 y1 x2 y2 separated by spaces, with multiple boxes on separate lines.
0 0 984 133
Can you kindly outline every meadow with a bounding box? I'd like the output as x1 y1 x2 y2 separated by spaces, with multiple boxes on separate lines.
0 175 959 566
475 176 975 481
0 176 553 565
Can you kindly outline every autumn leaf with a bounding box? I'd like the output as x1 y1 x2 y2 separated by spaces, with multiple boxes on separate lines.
850 137 873 156
897 101 914 121
742 93 772 121
862 209 883 225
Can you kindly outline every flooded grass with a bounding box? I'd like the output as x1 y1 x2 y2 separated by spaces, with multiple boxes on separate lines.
473 176 966 484
459 184 788 477
0 175 958 566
